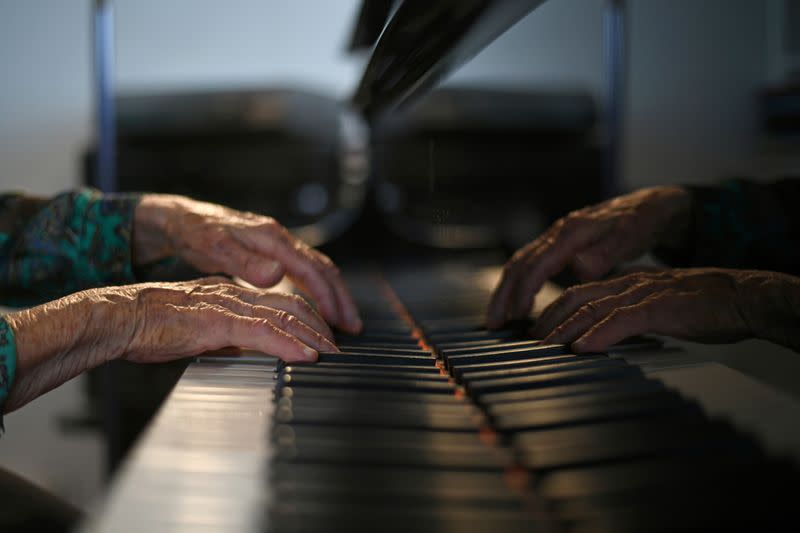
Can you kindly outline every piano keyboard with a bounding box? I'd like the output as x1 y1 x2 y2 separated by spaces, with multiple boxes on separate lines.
84 266 799 533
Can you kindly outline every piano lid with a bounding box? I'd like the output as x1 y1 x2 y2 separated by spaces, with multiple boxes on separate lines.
352 0 547 119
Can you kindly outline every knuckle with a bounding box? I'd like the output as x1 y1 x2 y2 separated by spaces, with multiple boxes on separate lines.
579 300 603 319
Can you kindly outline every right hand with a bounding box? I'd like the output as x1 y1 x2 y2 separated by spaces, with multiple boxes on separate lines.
4 278 336 411
487 186 692 327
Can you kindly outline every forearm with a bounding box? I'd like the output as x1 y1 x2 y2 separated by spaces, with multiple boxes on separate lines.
132 194 178 265
735 270 800 352
1 291 129 413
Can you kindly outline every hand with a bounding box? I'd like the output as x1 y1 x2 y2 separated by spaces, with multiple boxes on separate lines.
487 186 692 327
3 278 336 412
133 194 362 333
531 268 800 353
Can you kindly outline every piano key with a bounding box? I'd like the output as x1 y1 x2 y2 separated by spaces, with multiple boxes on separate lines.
479 377 666 406
468 365 643 398
458 358 624 382
434 339 505 350
274 440 511 469
277 386 463 404
488 384 669 417
439 339 543 356
444 344 568 369
267 501 540 533
537 454 774 501
493 393 695 433
336 345 431 356
427 329 522 343
315 351 435 366
278 373 456 395
281 365 449 382
273 425 490 450
335 332 419 344
276 397 478 420
451 354 604 379
307 362 443 374
275 403 482 431
515 417 756 471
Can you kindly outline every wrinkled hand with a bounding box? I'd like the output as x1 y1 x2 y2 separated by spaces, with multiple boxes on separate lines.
532 268 756 352
488 186 692 327
4 278 336 411
134 195 361 333
111 277 337 363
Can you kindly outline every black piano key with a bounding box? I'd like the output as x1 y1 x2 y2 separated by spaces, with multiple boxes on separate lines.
276 397 478 420
336 345 431 356
315 351 434 366
444 344 568 369
273 425 490 450
537 454 774 501
492 394 697 433
440 339 543 356
516 416 757 472
277 386 462 404
281 365 449 382
427 329 522 343
309 362 442 374
488 383 668 417
278 373 456 394
434 339 504 350
479 377 665 406
468 365 643 399
267 502 540 533
451 354 604 379
459 358 624 382
274 440 511 469
335 332 419 344
274 404 481 431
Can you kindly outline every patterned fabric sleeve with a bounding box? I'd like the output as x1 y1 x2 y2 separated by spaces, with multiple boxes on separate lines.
0 316 17 433
654 178 800 276
0 189 142 306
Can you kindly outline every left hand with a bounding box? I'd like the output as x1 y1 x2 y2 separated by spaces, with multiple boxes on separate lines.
133 194 362 334
532 268 754 352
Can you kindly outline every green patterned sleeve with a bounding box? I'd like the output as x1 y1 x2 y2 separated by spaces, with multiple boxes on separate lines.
0 189 142 306
0 316 17 432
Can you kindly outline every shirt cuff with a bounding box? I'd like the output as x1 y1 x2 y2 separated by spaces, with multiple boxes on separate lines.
0 316 17 434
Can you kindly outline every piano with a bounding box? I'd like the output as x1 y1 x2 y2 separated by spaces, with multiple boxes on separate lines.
82 1 800 531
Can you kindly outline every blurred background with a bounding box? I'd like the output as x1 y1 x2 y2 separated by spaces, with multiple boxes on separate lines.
1 0 800 514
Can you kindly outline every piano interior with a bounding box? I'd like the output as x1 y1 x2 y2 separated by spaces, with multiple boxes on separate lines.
78 1 800 532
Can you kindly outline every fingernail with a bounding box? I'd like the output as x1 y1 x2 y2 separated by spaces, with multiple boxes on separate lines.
265 261 281 277
351 316 363 333
303 347 318 361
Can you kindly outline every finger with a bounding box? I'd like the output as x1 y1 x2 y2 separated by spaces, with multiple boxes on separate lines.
571 291 671 352
510 216 616 320
195 303 319 363
256 306 338 353
309 249 362 334
488 226 558 328
201 284 334 340
543 280 670 345
533 274 646 338
570 238 621 282
190 289 337 348
231 224 342 328
206 236 286 288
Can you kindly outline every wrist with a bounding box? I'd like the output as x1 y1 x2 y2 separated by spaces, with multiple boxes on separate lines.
734 270 800 350
133 194 179 265
653 186 693 250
